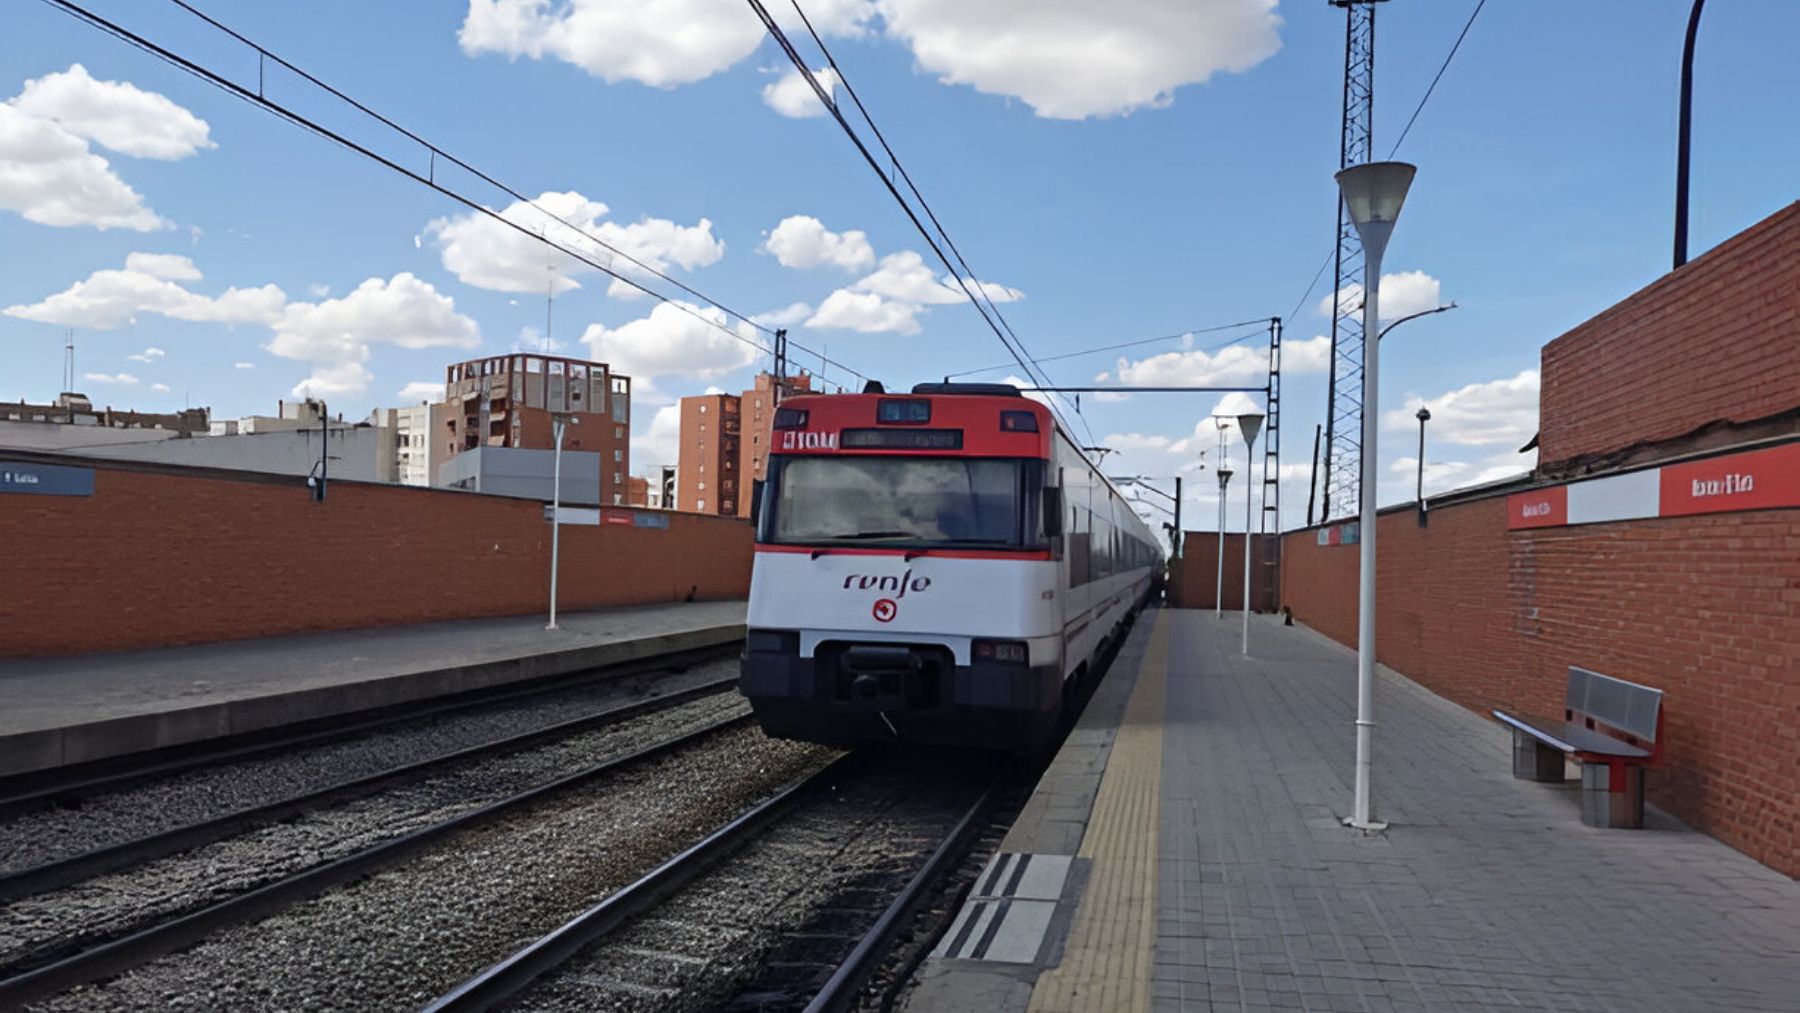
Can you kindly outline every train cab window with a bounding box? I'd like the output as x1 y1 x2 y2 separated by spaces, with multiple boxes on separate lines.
761 456 1028 549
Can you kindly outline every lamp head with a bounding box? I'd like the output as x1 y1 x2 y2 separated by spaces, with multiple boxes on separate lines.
1234 412 1265 447
1416 406 1432 423
1335 160 1417 263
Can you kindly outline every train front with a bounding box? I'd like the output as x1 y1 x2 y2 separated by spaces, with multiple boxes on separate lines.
739 384 1064 751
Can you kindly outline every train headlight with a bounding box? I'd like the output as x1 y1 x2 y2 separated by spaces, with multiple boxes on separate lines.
972 639 1029 664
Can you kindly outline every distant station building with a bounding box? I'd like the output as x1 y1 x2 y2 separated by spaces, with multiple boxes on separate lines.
0 392 210 451
676 371 812 517
438 353 633 505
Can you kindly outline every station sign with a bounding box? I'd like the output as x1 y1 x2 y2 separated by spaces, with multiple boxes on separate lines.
1507 441 1800 530
0 461 94 497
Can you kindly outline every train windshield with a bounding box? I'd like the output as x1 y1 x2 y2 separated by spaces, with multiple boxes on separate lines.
763 456 1030 549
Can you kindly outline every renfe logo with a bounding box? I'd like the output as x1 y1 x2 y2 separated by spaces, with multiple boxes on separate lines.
872 599 898 623
1691 473 1754 498
843 570 933 597
781 431 837 450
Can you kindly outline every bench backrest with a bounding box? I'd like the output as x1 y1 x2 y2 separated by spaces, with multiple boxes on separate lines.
1565 666 1663 750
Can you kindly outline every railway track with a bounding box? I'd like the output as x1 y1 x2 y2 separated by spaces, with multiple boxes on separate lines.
0 641 736 818
424 750 1003 1013
0 692 754 1008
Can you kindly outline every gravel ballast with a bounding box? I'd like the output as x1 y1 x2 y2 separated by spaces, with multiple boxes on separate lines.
29 726 832 1012
0 659 736 875
1 689 748 979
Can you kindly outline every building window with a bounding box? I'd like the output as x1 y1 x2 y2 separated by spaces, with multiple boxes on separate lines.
613 471 622 485
699 404 707 414
698 499 706 510
614 426 623 439
698 481 706 490
613 449 622 462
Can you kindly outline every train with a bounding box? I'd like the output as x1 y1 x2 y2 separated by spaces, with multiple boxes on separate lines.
738 381 1164 751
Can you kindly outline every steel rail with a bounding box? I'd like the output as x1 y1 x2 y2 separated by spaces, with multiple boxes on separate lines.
423 753 859 1012
802 776 1002 1013
0 675 739 903
0 712 754 1008
0 641 738 816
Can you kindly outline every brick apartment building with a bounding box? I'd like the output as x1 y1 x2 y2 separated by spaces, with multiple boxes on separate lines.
442 353 632 505
676 371 813 518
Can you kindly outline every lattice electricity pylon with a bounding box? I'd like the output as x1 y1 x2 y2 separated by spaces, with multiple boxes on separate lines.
1320 0 1386 523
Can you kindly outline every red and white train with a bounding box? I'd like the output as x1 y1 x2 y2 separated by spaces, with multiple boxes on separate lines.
740 382 1163 751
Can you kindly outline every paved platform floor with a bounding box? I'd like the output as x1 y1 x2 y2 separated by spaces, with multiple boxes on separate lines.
909 608 1800 1013
0 600 746 777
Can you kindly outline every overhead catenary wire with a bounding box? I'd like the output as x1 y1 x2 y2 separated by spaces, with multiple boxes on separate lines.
747 0 1085 436
947 322 1271 380
39 0 872 389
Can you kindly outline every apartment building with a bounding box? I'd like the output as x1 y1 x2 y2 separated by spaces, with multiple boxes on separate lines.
441 353 632 504
676 371 813 517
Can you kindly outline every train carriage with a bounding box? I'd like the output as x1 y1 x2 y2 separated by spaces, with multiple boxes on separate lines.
739 382 1164 751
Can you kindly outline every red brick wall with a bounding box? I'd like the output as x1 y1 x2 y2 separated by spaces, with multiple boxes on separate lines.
1538 202 1800 471
0 460 752 658
1281 498 1800 877
1171 532 1277 611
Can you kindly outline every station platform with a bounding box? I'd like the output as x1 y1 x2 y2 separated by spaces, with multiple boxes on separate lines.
907 608 1800 1013
0 601 746 779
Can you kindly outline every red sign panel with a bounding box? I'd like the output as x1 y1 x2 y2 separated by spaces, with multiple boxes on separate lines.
1507 484 1568 529
1659 443 1800 518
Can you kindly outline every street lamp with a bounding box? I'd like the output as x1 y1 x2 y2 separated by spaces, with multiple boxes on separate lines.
546 412 580 631
1415 406 1432 527
1214 467 1232 617
1235 412 1264 656
1336 159 1417 831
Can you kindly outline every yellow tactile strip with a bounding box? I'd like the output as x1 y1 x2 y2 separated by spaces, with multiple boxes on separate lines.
1028 611 1169 1013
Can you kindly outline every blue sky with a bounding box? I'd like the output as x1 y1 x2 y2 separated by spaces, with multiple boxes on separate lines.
4 1 1797 529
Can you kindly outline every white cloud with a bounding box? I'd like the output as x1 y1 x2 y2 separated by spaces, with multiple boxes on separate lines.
0 103 166 231
582 300 759 380
397 380 444 402
459 0 875 87
83 371 137 385
763 215 874 271
631 402 682 469
752 301 813 328
13 64 213 160
1384 369 1539 448
124 253 200 281
126 346 166 363
806 288 923 335
763 66 841 118
1111 336 1324 388
234 361 255 370
268 273 482 397
1320 270 1443 321
426 190 723 297
879 0 1282 119
307 283 331 298
853 250 962 305
3 256 286 329
151 382 171 393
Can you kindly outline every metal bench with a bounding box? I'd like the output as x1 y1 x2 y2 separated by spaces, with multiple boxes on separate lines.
1492 667 1664 829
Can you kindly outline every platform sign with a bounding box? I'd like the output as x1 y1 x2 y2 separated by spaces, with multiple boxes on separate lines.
543 505 600 525
0 461 94 497
1509 441 1800 530
632 511 669 529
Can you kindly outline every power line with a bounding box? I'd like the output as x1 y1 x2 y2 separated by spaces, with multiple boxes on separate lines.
41 0 872 389
747 0 1083 436
1388 0 1487 158
948 322 1269 379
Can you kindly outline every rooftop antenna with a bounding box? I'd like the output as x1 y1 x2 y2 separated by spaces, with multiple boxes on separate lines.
544 265 555 354
63 329 74 391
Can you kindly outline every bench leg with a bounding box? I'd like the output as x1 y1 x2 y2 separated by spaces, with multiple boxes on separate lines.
1511 729 1565 782
1579 760 1645 829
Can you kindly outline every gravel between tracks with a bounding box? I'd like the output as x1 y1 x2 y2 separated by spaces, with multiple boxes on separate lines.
510 756 985 1013
28 725 832 1012
0 660 735 874
0 690 747 977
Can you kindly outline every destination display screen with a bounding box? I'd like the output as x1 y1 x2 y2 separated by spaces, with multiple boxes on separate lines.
840 428 964 450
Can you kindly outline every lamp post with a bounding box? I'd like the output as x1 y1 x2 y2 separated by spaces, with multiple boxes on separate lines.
1235 412 1264 656
1336 159 1417 830
546 412 580 631
1214 467 1232 616
1415 407 1431 527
